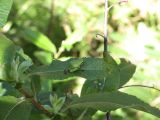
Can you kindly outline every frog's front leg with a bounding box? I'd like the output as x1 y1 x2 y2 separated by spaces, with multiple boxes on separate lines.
64 67 79 74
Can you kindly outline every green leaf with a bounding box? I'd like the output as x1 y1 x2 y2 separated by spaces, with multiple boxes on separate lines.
81 80 100 96
0 96 32 120
50 94 66 114
81 57 136 95
21 28 57 54
0 0 13 27
31 56 121 91
18 60 33 74
103 52 120 91
62 26 89 51
30 57 111 80
68 91 160 118
0 34 16 81
9 48 33 82
118 58 136 87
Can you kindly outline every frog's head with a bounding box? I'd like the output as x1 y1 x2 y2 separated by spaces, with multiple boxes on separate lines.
68 58 84 72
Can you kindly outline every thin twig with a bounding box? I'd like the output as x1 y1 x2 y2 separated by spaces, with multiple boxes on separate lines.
18 88 53 118
120 85 160 92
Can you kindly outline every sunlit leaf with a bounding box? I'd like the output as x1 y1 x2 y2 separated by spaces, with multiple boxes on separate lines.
0 34 16 81
0 0 13 27
21 28 57 54
62 28 88 51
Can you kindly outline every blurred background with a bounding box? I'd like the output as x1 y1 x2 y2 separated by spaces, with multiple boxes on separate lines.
2 0 160 119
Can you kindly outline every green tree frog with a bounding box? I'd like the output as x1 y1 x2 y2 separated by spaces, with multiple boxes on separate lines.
64 58 84 74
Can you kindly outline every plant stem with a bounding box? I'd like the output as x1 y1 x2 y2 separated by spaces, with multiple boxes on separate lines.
104 1 110 119
104 0 108 52
106 112 111 120
18 88 53 118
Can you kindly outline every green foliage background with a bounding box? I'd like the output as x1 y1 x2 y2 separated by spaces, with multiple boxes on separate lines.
0 0 160 119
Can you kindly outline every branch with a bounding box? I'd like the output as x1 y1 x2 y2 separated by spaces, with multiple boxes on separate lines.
18 88 53 118
120 85 160 92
